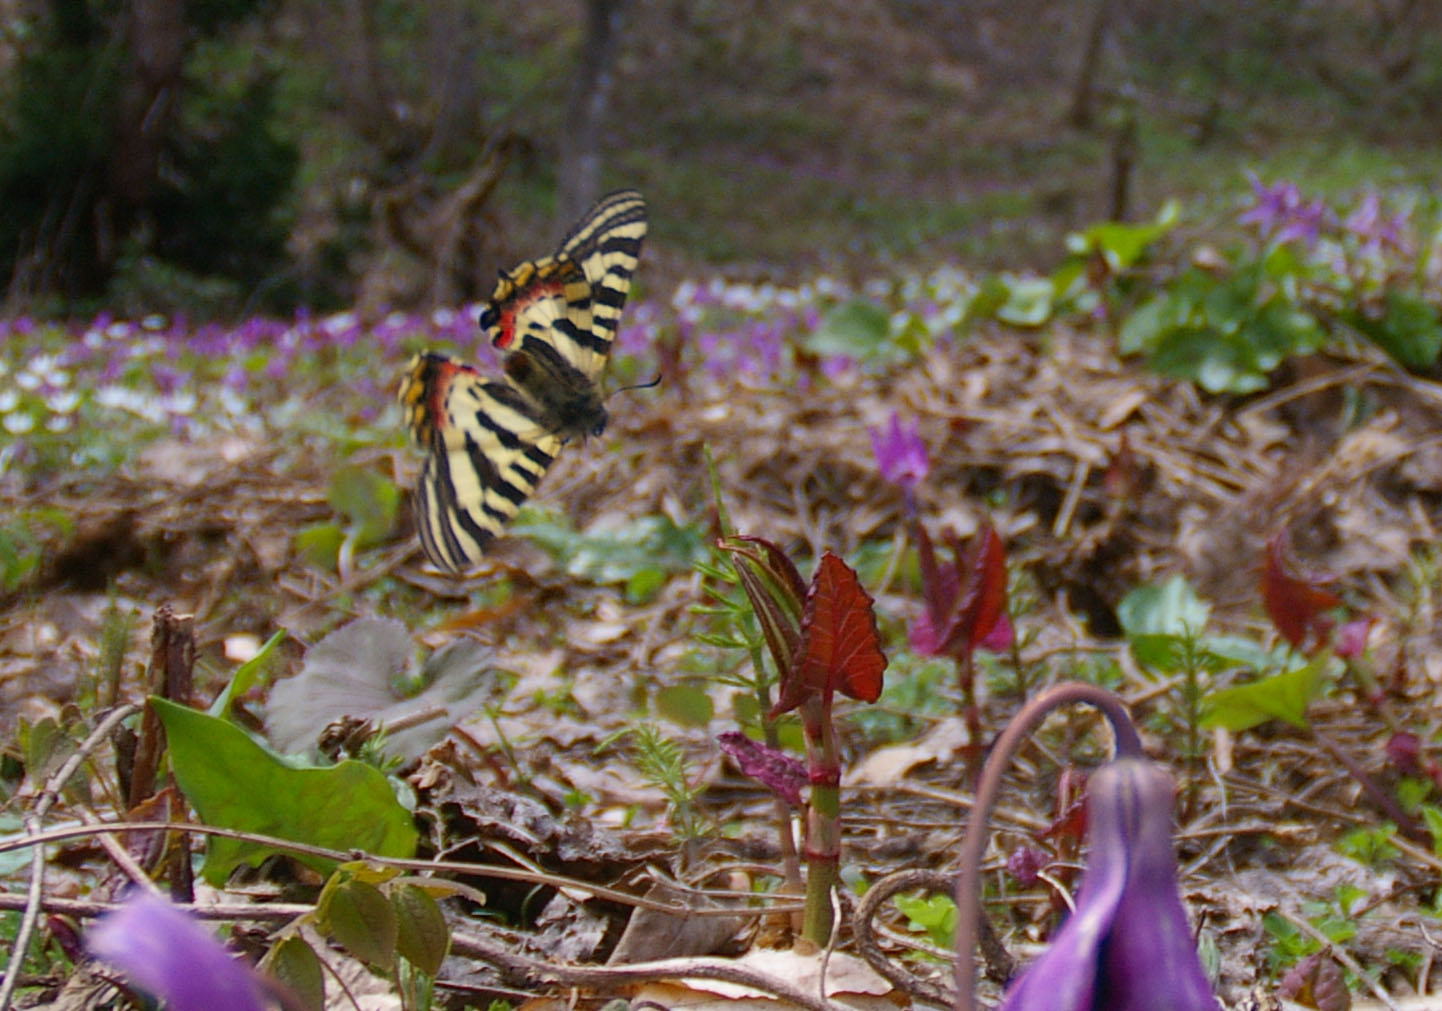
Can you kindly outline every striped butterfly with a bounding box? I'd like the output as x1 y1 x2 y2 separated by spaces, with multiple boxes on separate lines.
399 190 647 572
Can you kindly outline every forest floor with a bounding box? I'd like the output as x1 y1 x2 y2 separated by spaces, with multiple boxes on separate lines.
5 303 1442 1009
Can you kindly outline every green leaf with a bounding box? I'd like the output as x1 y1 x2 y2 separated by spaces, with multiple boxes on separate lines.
153 698 419 884
268 937 325 1011
993 275 1054 327
1422 806 1442 859
328 466 400 548
655 683 715 727
1350 292 1442 371
1077 200 1178 271
1200 656 1329 731
294 522 345 570
1117 576 1210 637
894 891 957 948
210 629 287 719
321 879 397 970
804 298 892 360
511 513 705 592
392 883 450 976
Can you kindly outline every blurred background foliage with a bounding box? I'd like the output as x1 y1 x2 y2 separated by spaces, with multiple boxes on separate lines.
1 0 1440 318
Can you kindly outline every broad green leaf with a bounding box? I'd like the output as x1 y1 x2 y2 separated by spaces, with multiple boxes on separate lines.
294 522 344 570
1117 576 1210 637
393 884 450 976
1350 292 1442 371
993 275 1054 327
210 629 287 719
655 683 715 727
1200 656 1329 731
153 698 419 884
268 937 325 1011
328 466 400 548
321 879 397 970
511 513 705 594
804 298 892 360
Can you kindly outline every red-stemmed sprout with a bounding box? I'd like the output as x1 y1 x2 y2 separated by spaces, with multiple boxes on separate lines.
720 536 887 945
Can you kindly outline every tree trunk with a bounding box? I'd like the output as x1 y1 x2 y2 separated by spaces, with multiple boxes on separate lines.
557 0 627 227
105 0 185 254
1068 0 1111 128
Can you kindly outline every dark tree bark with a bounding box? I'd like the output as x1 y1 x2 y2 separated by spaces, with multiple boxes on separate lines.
557 0 628 227
103 0 185 262
1068 0 1111 128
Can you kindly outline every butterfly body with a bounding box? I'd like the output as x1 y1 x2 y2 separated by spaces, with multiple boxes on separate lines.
399 190 646 573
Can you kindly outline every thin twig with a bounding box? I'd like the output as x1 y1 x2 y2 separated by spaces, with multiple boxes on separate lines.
0 703 139 1011
449 929 850 1011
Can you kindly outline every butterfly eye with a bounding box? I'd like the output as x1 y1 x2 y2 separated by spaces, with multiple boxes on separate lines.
591 418 607 438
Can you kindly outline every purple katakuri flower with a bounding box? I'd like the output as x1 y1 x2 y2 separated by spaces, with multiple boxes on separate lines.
869 411 930 492
998 757 1215 1011
88 892 268 1011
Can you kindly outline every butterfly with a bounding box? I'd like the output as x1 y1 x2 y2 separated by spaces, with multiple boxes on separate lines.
399 190 647 572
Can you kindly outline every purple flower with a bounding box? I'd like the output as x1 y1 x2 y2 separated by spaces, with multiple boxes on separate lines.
1007 844 1047 887
1239 172 1331 248
1344 191 1411 258
869 412 930 491
998 757 1215 1011
88 892 267 1011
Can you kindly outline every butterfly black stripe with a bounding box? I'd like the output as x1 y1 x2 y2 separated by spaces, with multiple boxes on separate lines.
398 190 647 572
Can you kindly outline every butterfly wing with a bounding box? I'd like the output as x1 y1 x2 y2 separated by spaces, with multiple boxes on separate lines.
483 190 647 382
400 353 562 573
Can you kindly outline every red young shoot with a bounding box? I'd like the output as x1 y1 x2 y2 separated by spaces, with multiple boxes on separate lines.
1261 529 1342 655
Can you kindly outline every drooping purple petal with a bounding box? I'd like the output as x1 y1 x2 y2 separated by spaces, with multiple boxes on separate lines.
88 892 267 1011
1000 758 1215 1011
1093 761 1216 1011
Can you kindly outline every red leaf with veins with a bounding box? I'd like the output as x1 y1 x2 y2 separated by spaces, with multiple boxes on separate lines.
776 552 887 713
1261 531 1341 653
942 524 1007 656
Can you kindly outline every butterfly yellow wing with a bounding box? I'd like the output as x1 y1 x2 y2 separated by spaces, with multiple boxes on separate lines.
484 189 647 381
401 190 647 573
400 353 562 573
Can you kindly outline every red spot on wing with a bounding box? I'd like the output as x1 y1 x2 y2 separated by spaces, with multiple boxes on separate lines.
787 551 888 706
492 274 570 350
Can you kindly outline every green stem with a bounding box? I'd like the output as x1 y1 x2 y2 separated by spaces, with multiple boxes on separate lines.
952 681 1142 1011
800 695 841 945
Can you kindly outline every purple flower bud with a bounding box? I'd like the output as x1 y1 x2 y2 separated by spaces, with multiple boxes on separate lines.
869 412 930 491
88 892 267 1011
1007 844 1047 887
999 758 1215 1011
717 731 807 807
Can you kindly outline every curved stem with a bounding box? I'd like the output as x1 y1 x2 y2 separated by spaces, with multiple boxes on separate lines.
952 681 1141 1011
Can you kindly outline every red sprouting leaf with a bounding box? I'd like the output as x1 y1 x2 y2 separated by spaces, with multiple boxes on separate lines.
717 731 807 807
775 551 888 714
911 524 1008 659
720 535 808 677
1261 530 1342 653
1278 950 1350 1011
939 524 1007 656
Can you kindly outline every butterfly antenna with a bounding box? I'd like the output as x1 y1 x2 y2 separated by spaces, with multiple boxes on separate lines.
612 372 663 397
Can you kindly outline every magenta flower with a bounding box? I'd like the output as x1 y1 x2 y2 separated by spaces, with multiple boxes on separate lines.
998 757 1215 1011
869 411 930 491
1239 172 1331 248
88 892 267 1011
